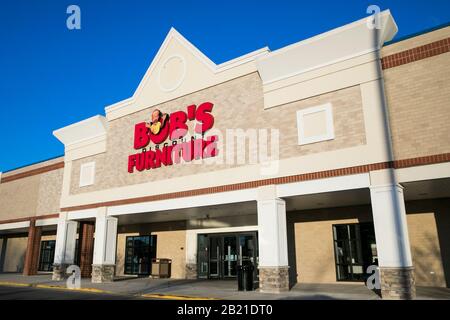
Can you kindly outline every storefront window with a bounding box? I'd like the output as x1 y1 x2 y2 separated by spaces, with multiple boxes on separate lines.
38 240 56 272
333 223 377 282
124 235 157 275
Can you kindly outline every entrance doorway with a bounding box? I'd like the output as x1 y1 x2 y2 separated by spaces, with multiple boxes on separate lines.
38 240 56 272
197 232 258 280
332 223 378 281
124 235 157 276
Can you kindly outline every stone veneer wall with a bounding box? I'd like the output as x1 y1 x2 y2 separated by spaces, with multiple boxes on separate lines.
259 266 290 293
379 267 416 299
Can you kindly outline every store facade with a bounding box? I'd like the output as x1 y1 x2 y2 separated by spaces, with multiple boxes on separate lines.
1 10 450 299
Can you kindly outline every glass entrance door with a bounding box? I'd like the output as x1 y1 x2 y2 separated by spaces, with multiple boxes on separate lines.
209 236 221 278
223 236 237 278
197 232 258 280
38 240 56 272
333 223 378 281
124 235 157 276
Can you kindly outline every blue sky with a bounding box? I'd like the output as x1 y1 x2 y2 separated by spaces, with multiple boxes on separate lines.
0 0 449 172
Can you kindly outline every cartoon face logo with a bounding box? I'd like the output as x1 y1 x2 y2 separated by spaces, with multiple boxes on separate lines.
146 109 168 135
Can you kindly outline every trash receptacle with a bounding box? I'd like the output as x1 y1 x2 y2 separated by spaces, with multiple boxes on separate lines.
237 264 254 291
151 258 172 278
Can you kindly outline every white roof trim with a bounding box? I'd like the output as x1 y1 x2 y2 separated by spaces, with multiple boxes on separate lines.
105 27 269 115
256 10 398 85
53 115 107 147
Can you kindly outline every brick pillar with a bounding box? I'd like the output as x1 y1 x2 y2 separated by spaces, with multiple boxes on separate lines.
23 220 42 276
78 222 95 278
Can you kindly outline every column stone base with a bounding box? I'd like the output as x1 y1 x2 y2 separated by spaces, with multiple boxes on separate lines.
91 264 115 283
185 263 197 279
52 263 70 281
380 267 416 300
259 266 289 293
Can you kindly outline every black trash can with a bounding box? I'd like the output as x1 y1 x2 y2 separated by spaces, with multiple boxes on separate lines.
237 265 254 291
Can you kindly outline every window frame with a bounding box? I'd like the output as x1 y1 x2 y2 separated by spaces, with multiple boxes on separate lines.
79 161 96 187
296 103 335 145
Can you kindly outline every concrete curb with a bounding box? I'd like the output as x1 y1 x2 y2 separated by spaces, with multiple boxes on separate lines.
141 293 219 300
0 281 220 300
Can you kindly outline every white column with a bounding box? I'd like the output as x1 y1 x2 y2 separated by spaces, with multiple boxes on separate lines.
370 183 412 268
257 185 289 292
93 207 117 265
52 212 78 280
53 212 78 265
370 169 415 299
92 207 117 283
257 198 288 267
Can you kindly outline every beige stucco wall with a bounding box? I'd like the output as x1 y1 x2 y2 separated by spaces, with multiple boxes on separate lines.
289 200 449 287
116 221 187 279
69 73 366 195
2 236 27 273
0 167 64 221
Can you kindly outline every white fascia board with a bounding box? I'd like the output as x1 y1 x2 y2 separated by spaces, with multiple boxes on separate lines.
35 218 58 227
53 115 107 147
276 173 370 198
67 208 98 221
256 10 398 85
0 221 30 231
107 188 258 217
397 162 450 183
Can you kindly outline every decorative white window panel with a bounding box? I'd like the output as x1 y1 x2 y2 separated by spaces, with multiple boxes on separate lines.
297 103 335 145
79 161 95 187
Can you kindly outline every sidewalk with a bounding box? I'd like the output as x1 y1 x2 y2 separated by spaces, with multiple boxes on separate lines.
0 273 449 300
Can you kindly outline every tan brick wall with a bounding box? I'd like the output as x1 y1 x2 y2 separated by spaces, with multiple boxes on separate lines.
405 199 450 288
407 212 446 287
289 199 450 287
384 52 450 160
382 26 450 56
116 221 186 279
0 168 64 221
288 206 372 284
36 169 64 216
3 236 27 273
0 175 41 221
382 26 450 160
69 73 365 195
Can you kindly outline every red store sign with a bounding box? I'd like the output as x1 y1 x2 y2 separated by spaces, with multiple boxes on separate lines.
128 102 219 173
